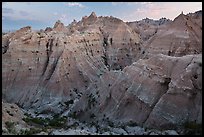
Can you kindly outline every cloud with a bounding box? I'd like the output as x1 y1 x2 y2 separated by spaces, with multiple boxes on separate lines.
2 3 67 28
2 8 14 14
135 3 172 18
64 2 85 8
3 8 32 21
53 12 58 16
140 2 153 5
19 11 30 16
121 2 202 22
24 2 32 5
112 2 153 6
111 2 126 6
2 8 54 24
112 2 139 6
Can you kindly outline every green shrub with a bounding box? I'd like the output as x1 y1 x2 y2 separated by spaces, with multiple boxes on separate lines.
5 121 15 129
5 121 16 134
107 120 114 127
22 114 67 128
24 112 31 117
183 121 202 135
128 120 138 127
90 113 96 118
64 100 74 106
69 111 77 119
49 116 67 128
88 93 97 109
32 117 44 125
19 128 41 135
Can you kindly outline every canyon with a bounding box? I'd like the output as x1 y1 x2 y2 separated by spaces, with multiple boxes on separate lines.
2 10 202 135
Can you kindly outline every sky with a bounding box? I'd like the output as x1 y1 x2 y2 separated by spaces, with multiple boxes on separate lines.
2 2 202 31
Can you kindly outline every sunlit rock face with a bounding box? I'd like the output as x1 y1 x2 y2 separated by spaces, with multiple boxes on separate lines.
146 13 202 57
2 11 202 130
70 53 202 129
127 11 202 58
127 17 172 41
2 101 30 135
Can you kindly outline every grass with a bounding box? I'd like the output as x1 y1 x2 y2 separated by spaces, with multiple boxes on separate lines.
69 111 77 119
127 120 138 127
88 93 97 109
49 115 67 128
5 121 15 129
107 120 114 127
5 121 16 134
90 113 96 119
22 114 67 128
5 121 49 135
18 126 51 135
19 128 42 135
183 121 202 135
64 100 74 106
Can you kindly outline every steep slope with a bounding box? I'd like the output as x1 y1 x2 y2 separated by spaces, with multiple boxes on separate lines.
2 12 142 113
142 12 202 57
127 17 171 41
186 10 202 30
70 53 202 129
68 12 142 70
2 11 202 132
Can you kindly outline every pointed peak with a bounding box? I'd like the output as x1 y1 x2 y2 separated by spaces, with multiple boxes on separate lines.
20 26 31 30
174 12 186 21
179 11 186 17
53 20 68 32
73 19 77 23
82 12 97 24
54 20 64 28
90 12 97 18
57 20 61 23
45 27 52 32
82 16 88 21
17 26 32 33
55 20 62 25
70 19 77 26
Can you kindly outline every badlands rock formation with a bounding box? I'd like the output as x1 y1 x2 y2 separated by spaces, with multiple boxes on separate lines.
2 11 202 134
2 102 28 135
127 17 171 41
